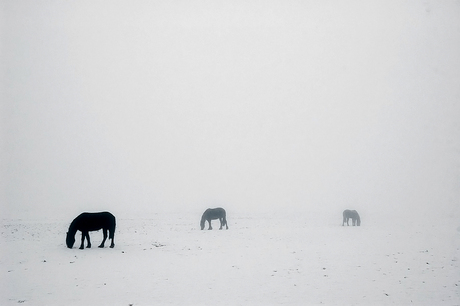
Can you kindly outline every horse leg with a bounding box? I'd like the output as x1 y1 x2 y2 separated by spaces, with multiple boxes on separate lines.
109 230 115 248
80 231 87 249
224 217 228 229
219 218 223 230
208 219 212 230
86 232 91 248
99 229 107 248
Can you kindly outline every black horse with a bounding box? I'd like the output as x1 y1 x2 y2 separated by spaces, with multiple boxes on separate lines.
342 209 361 226
200 208 228 230
66 212 116 249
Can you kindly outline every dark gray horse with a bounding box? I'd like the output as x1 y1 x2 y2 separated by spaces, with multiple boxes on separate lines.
66 212 116 249
342 209 361 226
200 208 228 230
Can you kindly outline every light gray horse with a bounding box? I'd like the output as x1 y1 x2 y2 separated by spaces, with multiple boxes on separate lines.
342 209 361 226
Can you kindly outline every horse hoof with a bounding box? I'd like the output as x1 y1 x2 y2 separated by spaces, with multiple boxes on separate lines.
110 245 114 248
98 245 104 248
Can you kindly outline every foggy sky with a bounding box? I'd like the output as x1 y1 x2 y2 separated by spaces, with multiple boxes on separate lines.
2 1 460 220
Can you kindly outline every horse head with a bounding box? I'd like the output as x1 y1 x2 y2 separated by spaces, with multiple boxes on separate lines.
200 218 206 230
66 232 75 248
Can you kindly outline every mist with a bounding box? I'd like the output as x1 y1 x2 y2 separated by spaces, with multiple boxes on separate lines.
2 1 459 221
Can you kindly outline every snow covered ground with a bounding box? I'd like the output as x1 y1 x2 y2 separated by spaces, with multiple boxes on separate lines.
1 210 459 305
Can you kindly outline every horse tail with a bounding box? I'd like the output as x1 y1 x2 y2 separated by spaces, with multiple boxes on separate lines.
109 214 116 239
222 209 228 228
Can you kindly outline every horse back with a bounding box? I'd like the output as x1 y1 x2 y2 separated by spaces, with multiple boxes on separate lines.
203 207 226 220
74 212 116 231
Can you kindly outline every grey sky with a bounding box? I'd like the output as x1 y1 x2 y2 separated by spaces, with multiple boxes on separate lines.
2 1 459 219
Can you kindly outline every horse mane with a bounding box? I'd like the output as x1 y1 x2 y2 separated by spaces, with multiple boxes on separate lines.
200 212 207 227
68 218 78 235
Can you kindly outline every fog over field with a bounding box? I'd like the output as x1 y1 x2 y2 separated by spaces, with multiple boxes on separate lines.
2 1 460 221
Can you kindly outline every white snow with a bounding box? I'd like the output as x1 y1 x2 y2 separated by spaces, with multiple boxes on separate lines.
1 211 459 305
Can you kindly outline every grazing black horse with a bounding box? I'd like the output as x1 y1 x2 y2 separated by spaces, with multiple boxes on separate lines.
342 209 361 226
200 208 228 230
66 212 116 249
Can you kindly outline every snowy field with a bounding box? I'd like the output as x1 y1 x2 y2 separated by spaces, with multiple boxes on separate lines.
1 210 459 306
